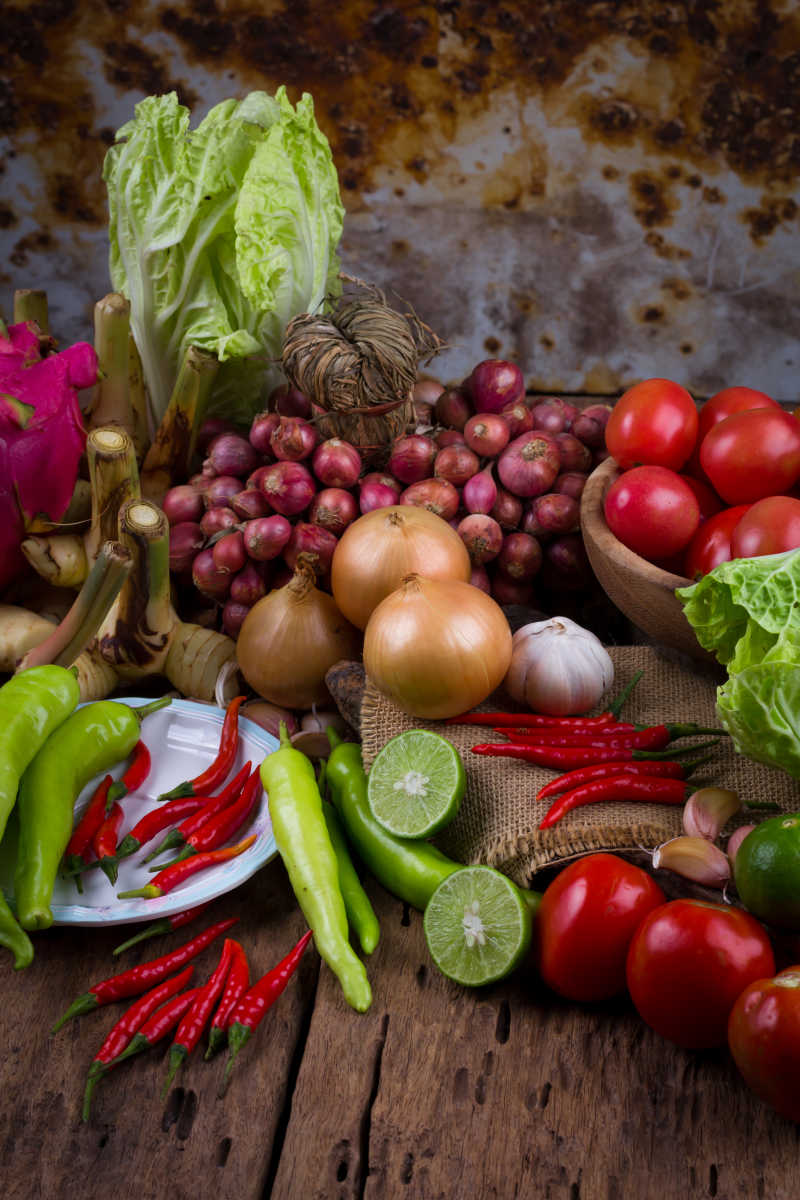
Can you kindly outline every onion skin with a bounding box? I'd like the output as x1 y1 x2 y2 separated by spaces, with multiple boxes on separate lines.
330 504 470 630
231 488 270 520
553 471 588 501
163 485 205 526
205 475 244 509
200 506 239 538
249 412 281 455
236 560 362 708
462 464 498 515
192 547 231 601
169 521 205 574
230 561 268 606
270 416 318 462
241 699 299 738
571 404 613 447
212 530 247 575
389 434 437 485
309 487 358 535
434 444 480 488
554 432 592 473
270 383 312 419
312 438 362 489
496 531 543 581
359 480 400 514
490 486 523 530
222 600 251 638
498 432 561 499
457 514 503 564
283 522 338 577
463 413 510 458
469 564 492 594
363 574 512 719
468 359 524 415
400 478 460 521
206 432 260 478
434 386 472 431
491 574 536 607
257 461 316 517
242 514 292 561
501 401 534 439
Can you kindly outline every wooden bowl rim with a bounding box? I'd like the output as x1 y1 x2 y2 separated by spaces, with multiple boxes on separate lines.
581 457 694 591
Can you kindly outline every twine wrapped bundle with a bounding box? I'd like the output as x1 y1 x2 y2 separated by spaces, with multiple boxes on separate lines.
281 280 441 464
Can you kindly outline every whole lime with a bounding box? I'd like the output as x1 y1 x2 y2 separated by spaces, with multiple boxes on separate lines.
733 813 800 931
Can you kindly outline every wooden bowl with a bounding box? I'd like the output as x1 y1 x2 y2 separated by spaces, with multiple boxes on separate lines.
580 457 712 660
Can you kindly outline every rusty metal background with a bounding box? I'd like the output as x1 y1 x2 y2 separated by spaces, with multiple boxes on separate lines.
1 0 799 399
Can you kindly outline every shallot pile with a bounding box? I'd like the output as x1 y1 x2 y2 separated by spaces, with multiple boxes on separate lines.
164 361 611 634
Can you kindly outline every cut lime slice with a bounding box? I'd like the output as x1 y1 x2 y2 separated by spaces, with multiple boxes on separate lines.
367 729 466 839
423 866 532 987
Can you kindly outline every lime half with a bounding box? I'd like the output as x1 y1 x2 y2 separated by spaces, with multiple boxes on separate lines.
423 866 532 987
367 729 466 839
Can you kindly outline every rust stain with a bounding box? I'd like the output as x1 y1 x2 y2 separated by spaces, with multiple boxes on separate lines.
1 0 799 247
629 171 680 229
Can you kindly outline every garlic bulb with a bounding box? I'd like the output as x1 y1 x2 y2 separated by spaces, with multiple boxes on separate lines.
504 616 614 715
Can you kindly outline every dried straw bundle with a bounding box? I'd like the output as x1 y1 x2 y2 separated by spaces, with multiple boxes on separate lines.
282 280 441 463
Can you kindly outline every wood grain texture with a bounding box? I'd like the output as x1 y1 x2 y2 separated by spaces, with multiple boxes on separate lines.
3 869 800 1199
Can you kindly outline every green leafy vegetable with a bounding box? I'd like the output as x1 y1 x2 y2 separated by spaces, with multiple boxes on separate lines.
678 551 800 778
103 87 344 428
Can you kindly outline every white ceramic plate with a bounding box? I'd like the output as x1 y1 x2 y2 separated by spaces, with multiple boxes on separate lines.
3 697 278 927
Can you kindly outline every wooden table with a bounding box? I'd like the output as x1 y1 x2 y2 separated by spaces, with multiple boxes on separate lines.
3 856 798 1200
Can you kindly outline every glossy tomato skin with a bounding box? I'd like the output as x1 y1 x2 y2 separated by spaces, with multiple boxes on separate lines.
679 474 723 521
728 966 800 1123
697 386 779 444
699 409 800 505
683 504 751 579
534 853 666 1003
605 379 698 471
604 466 701 561
730 496 800 559
626 899 775 1049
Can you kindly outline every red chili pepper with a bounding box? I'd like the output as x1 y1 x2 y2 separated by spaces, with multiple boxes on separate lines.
221 929 313 1096
102 986 202 1066
535 759 691 801
498 722 723 749
447 711 624 729
205 940 250 1060
157 695 247 802
111 904 212 956
92 801 126 885
117 835 257 901
51 916 239 1032
142 761 252 865
154 769 262 870
63 774 114 887
105 739 152 813
539 773 692 830
81 965 195 1121
495 722 636 741
162 938 238 1095
470 739 721 770
112 797 208 863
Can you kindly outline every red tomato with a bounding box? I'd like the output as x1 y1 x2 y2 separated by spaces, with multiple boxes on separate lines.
604 466 701 560
679 474 723 521
728 965 800 1124
534 853 665 1003
683 504 751 579
697 386 779 443
605 378 698 471
626 899 775 1049
699 408 800 504
731 496 800 558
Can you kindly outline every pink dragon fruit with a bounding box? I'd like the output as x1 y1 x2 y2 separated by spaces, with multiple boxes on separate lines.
0 321 97 593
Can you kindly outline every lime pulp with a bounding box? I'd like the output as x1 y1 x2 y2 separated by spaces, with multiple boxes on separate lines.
423 866 532 987
367 729 466 839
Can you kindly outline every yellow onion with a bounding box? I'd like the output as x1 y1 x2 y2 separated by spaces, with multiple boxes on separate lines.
363 574 512 719
236 558 362 709
330 505 470 630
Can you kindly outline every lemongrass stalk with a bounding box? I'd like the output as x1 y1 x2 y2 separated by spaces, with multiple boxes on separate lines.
165 622 239 702
98 499 174 679
13 289 48 333
0 605 57 673
17 541 132 672
127 330 151 458
84 426 141 564
20 533 88 588
88 294 134 434
141 346 219 503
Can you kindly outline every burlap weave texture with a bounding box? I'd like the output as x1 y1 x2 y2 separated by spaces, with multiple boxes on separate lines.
360 646 800 888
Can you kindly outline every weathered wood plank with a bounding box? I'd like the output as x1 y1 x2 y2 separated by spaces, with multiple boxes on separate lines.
1 859 314 1200
275 881 800 1200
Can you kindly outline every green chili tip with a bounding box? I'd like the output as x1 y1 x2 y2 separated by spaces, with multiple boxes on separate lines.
52 992 99 1033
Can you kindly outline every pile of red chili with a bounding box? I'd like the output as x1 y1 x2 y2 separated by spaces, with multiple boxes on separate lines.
50 912 314 1122
461 677 724 829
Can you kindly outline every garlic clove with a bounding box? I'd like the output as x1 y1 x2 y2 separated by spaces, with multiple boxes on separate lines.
652 835 731 888
682 786 742 841
726 823 757 867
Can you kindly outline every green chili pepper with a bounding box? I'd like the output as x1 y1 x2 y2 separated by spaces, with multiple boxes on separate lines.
0 811 33 970
0 665 81 844
14 696 171 931
259 725 372 1013
323 800 380 956
326 733 543 919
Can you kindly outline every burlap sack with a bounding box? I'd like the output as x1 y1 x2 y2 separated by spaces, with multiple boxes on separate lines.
360 645 800 888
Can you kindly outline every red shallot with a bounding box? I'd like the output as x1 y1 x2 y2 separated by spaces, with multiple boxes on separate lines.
389 434 437 485
242 515 292 562
312 439 362 489
400 479 460 522
434 444 480 487
497 432 560 498
457 514 503 564
309 488 358 534
257 461 316 517
468 359 524 414
462 464 498 515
